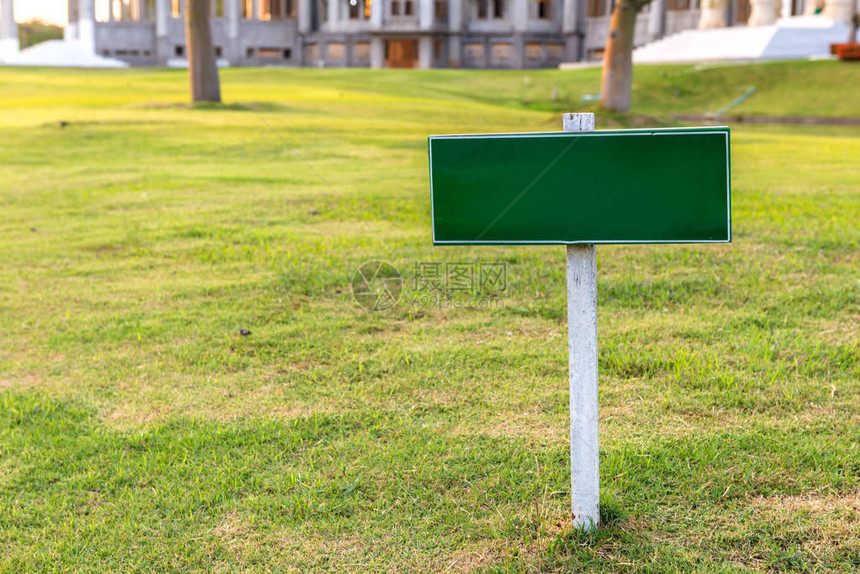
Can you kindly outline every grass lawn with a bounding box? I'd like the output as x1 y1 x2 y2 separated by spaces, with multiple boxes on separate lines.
0 61 858 572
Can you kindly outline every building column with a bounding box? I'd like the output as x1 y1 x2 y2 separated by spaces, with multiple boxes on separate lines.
370 36 384 67
418 0 434 68
511 0 528 26
222 0 240 63
227 0 241 36
561 0 577 37
824 0 854 21
329 0 341 31
562 0 584 61
0 0 18 62
156 0 170 35
418 36 432 68
369 0 384 68
299 0 313 31
155 0 170 63
748 0 778 24
511 0 527 68
66 0 79 41
448 0 462 67
648 0 665 39
419 0 434 27
699 0 728 28
78 0 95 53
371 0 383 26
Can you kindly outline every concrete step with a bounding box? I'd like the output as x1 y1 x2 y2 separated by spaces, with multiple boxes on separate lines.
4 40 129 68
633 16 849 64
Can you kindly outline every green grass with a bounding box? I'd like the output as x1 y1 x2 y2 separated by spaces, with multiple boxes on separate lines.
0 61 858 572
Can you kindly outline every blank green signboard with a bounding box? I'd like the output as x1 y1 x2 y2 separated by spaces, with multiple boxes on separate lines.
429 127 731 245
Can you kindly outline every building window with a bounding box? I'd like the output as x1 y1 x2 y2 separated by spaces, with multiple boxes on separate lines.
546 42 563 59
171 0 181 17
586 0 606 16
389 0 412 15
348 0 361 18
327 42 346 59
214 0 224 16
477 0 504 18
434 0 447 19
111 0 143 21
529 0 552 18
142 0 156 20
354 42 371 61
259 47 282 57
535 0 551 18
242 0 252 17
261 0 284 19
667 0 690 9
463 42 484 62
303 43 319 62
94 0 105 22
321 0 329 20
492 42 511 61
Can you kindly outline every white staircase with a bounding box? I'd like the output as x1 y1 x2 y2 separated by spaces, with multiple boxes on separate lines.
3 40 129 68
633 16 850 64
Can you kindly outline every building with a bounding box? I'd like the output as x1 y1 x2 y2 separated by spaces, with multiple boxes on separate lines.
0 0 18 62
3 0 856 69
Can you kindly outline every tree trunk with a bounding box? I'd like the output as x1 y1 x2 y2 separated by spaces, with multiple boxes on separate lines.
850 0 858 44
599 0 643 113
185 0 221 103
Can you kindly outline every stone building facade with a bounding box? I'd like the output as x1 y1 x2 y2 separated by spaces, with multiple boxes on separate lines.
6 0 855 68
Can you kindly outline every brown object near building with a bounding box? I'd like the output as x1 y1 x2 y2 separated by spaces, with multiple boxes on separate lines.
385 39 418 68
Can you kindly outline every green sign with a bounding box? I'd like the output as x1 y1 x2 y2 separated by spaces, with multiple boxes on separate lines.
429 127 731 245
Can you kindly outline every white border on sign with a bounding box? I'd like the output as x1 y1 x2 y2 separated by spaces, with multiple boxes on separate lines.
428 128 732 245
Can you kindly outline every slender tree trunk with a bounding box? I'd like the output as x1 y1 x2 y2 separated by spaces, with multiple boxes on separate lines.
185 0 221 103
850 0 858 44
599 0 645 113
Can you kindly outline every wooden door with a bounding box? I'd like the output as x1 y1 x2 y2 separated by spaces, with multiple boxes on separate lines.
735 0 751 23
386 39 418 68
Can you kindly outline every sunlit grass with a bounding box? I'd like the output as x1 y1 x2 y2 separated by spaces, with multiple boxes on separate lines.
0 61 858 572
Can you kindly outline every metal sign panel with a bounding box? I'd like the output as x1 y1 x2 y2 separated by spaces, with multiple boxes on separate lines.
429 127 731 245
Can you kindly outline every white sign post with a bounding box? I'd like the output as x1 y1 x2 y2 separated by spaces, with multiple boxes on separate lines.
564 112 600 530
428 112 732 531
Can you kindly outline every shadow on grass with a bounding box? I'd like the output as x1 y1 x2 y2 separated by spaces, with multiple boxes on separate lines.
4 388 858 571
127 101 294 113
